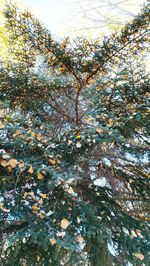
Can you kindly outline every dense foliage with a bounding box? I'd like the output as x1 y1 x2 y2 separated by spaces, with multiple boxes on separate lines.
0 2 150 265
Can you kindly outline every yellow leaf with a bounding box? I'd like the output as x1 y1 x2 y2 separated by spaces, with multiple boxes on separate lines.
7 159 18 168
39 211 45 219
32 205 39 211
37 172 44 180
76 134 81 139
7 166 12 172
41 194 47 199
146 109 150 113
28 165 33 174
49 159 56 165
100 70 107 75
31 131 35 138
87 117 94 123
0 203 4 209
108 119 113 127
50 238 56 245
0 121 4 129
36 256 40 262
60 218 70 229
29 192 35 199
36 133 42 141
96 128 104 134
133 253 144 260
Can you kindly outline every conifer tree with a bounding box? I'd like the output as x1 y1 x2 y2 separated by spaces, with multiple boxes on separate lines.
0 2 150 265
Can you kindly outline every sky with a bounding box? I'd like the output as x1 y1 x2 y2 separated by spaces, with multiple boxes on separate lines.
23 0 146 39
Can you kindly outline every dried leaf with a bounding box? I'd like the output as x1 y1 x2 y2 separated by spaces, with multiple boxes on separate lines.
133 253 144 260
0 121 4 129
108 119 113 127
28 165 33 174
39 211 45 219
32 205 39 211
50 238 56 245
36 133 42 141
0 110 3 117
87 117 94 123
31 131 35 138
76 236 84 244
41 194 47 199
96 128 104 134
7 159 18 168
67 187 74 194
0 160 7 167
49 159 56 165
37 172 44 180
60 218 70 229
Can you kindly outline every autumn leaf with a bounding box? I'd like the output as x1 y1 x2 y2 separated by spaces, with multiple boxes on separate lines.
0 160 7 167
37 199 43 205
56 158 61 164
7 159 18 168
48 159 56 165
0 121 4 129
36 133 42 141
41 194 47 199
50 238 56 245
87 116 94 123
76 235 84 244
36 256 40 262
18 161 25 169
108 119 113 127
28 165 33 174
7 166 12 172
96 128 104 134
37 172 44 180
39 211 45 219
133 253 144 260
32 205 39 213
76 134 81 139
67 187 74 194
0 110 3 117
60 218 70 229
31 131 35 138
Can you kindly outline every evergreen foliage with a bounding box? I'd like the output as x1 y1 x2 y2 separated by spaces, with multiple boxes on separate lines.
0 2 150 265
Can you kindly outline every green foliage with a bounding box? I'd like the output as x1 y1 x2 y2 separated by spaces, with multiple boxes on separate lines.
0 2 150 265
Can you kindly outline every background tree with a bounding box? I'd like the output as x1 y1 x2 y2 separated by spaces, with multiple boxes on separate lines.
0 1 150 265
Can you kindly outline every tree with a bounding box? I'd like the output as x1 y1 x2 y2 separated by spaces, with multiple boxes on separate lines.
0 2 150 265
